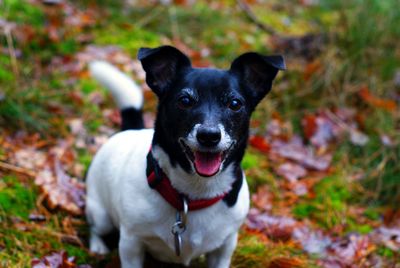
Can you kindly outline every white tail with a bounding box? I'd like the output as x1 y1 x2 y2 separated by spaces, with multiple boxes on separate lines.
89 61 143 110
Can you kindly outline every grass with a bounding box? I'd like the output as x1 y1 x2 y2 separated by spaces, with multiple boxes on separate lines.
233 231 318 268
0 0 399 266
292 175 353 230
0 175 91 266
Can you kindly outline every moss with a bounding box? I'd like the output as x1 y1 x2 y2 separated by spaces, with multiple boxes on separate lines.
377 246 395 258
363 207 381 221
0 176 36 220
233 231 318 268
94 25 160 54
77 149 93 175
292 175 352 230
2 0 45 28
242 152 260 170
0 55 15 83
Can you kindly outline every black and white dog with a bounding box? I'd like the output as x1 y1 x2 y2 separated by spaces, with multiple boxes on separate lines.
86 46 285 268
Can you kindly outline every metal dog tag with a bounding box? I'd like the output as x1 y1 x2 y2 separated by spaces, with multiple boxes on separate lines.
171 220 185 256
171 198 188 256
173 227 182 256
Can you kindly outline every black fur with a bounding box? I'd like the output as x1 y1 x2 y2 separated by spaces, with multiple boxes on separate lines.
136 46 284 205
121 107 144 131
223 165 244 207
138 47 283 168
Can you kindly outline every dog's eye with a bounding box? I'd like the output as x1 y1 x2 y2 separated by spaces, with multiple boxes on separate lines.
178 96 195 109
228 99 242 111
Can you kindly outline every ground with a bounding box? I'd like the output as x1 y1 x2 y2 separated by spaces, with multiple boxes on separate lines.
0 0 399 267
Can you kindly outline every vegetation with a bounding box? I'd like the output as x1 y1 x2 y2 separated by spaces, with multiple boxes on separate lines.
0 0 399 267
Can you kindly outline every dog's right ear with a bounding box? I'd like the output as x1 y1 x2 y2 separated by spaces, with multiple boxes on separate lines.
138 46 192 97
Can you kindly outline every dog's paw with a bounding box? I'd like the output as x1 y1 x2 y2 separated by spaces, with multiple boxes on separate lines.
90 234 110 255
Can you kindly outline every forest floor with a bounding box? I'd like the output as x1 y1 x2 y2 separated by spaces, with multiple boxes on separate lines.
0 0 399 267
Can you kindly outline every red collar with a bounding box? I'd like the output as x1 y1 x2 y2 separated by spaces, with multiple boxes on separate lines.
146 150 227 211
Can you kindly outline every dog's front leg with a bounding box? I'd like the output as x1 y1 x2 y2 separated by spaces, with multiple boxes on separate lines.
119 226 145 268
206 232 238 268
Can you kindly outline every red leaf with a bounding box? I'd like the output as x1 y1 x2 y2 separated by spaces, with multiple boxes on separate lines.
302 114 317 140
303 60 322 81
359 86 397 112
249 135 271 152
269 257 304 268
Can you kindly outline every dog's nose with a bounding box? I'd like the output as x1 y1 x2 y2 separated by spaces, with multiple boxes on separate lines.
196 126 221 147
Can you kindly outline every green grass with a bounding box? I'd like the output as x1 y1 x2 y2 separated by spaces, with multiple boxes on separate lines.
0 176 36 220
233 231 318 268
0 0 399 266
1 0 45 28
0 175 93 266
292 175 353 230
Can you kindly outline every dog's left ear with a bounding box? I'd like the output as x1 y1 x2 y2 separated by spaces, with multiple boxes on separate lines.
138 46 192 97
230 52 285 106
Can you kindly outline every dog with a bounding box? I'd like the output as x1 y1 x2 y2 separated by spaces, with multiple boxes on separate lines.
86 45 285 268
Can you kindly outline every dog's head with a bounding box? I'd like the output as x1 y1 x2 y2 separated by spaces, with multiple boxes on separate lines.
139 46 285 177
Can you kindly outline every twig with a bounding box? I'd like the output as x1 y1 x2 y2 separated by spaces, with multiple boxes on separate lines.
168 5 180 40
236 0 277 36
0 161 36 177
136 5 165 28
4 26 20 80
36 193 52 218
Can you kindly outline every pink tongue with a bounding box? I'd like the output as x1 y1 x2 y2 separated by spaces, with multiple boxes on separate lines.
194 152 222 177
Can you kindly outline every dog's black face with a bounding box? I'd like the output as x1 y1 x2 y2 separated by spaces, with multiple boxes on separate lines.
139 46 285 177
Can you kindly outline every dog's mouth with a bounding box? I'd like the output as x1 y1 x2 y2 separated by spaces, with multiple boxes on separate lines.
179 140 230 177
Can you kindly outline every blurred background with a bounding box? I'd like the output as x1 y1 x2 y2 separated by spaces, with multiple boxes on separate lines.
0 0 399 267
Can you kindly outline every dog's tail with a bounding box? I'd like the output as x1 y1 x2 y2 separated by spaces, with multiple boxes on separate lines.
89 61 144 130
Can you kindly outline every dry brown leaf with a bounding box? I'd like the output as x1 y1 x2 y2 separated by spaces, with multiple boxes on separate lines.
31 250 90 268
35 157 85 216
276 162 307 183
269 257 305 268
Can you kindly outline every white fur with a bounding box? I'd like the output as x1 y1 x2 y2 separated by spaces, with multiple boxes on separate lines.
89 61 143 110
184 124 233 152
86 130 250 267
86 62 250 267
152 145 236 200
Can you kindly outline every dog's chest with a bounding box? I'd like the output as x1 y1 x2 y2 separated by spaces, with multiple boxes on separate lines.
141 203 241 264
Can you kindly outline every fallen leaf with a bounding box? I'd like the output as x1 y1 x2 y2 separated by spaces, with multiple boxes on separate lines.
380 134 396 147
371 227 400 251
304 114 336 148
349 129 369 146
31 250 91 268
276 162 307 183
271 136 332 171
303 59 322 81
252 185 274 211
359 86 397 112
246 208 298 242
269 257 305 268
13 147 46 170
29 213 46 222
249 135 271 153
270 33 325 60
293 227 331 255
35 157 85 215
324 234 375 266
